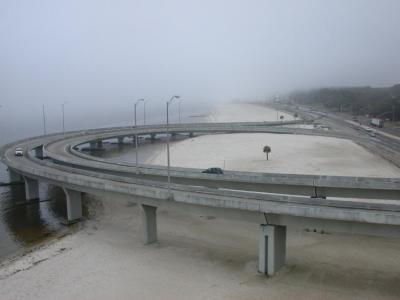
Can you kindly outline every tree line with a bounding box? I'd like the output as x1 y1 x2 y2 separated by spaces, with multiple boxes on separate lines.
289 84 400 120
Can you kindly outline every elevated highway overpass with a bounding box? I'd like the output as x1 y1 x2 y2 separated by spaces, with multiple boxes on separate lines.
1 121 400 276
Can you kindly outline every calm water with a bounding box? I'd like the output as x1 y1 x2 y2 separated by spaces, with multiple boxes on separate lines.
0 183 77 261
0 102 213 262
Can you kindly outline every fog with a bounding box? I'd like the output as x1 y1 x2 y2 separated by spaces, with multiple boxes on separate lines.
1 0 400 141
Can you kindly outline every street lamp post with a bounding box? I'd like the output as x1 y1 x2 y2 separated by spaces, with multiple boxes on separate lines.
0 105 2 145
62 102 67 135
134 98 144 172
42 104 47 135
143 100 148 125
178 99 182 124
166 95 180 195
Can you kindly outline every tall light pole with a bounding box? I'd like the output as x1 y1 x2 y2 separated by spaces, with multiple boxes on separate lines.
143 100 149 125
166 95 180 195
42 104 47 135
62 102 67 135
134 98 144 172
178 98 183 124
0 105 2 145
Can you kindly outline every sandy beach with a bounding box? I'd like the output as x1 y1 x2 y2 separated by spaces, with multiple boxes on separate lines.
149 133 400 177
149 103 400 177
1 103 399 300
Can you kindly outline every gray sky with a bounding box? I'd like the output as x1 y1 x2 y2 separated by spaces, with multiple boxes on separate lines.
1 0 400 108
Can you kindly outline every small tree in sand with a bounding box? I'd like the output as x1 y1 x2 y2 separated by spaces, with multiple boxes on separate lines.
263 145 271 160
280 115 284 121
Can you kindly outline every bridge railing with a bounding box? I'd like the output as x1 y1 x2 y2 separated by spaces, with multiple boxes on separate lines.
37 125 400 201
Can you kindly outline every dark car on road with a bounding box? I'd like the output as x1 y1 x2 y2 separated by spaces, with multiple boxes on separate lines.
202 167 224 174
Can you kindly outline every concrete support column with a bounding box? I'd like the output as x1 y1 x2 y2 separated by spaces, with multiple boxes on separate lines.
23 176 39 200
38 182 50 200
8 169 22 183
89 141 96 149
34 146 44 159
63 188 82 223
259 224 286 276
189 132 194 138
312 186 327 199
141 204 157 244
118 137 124 144
97 140 103 148
132 135 139 145
150 134 156 141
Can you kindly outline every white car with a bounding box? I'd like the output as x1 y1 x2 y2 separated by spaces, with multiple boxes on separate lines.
14 147 24 156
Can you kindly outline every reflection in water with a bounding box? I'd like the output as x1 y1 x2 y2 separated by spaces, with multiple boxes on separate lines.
0 104 210 263
0 134 177 262
0 183 93 262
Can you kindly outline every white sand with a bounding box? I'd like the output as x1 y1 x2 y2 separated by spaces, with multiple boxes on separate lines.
1 198 399 300
208 103 294 122
149 103 400 177
1 103 400 300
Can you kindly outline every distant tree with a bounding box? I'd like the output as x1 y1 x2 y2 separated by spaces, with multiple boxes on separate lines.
294 113 298 120
280 115 284 121
263 145 271 160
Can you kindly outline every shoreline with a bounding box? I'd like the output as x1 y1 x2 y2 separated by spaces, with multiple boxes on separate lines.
1 103 400 299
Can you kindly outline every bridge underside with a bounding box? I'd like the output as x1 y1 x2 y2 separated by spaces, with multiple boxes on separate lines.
7 168 400 276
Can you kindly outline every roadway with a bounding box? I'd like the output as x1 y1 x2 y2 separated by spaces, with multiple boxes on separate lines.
2 120 400 275
1 121 399 223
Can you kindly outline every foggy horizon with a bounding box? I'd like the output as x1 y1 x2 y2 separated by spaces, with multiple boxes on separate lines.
1 0 400 142
1 0 399 107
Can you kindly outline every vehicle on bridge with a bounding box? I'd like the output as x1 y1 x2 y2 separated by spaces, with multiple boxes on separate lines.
202 167 224 174
14 147 23 156
371 117 384 128
3 122 400 277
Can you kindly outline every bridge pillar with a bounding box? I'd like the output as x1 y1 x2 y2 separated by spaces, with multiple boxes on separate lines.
141 204 157 244
259 224 286 276
189 132 194 138
63 188 82 223
8 168 22 183
118 137 124 144
150 134 156 141
23 176 39 200
131 135 137 145
34 146 44 159
89 141 97 149
97 140 103 149
312 187 327 199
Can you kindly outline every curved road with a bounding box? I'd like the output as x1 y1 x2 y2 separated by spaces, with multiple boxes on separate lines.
2 121 400 275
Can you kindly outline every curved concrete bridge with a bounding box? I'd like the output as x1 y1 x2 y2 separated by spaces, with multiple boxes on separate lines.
1 121 400 276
